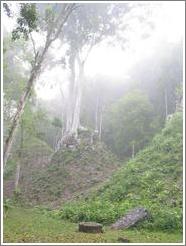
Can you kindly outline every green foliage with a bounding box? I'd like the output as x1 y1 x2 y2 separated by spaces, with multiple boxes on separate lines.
58 200 119 224
12 4 38 41
103 90 156 158
150 208 182 231
13 189 23 204
61 112 183 231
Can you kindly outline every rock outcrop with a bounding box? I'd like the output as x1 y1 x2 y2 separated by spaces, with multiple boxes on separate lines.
111 207 149 229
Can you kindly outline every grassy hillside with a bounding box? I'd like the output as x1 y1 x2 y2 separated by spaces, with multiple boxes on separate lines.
4 136 54 199
60 112 183 231
12 139 121 207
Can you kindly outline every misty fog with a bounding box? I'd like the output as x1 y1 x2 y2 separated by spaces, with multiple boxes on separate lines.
2 1 184 243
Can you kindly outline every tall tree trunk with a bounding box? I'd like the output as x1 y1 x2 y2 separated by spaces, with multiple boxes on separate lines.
64 52 84 138
65 51 76 134
56 50 77 151
15 120 23 191
71 60 84 137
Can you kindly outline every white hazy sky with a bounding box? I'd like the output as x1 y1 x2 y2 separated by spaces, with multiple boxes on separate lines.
85 2 184 76
2 1 185 100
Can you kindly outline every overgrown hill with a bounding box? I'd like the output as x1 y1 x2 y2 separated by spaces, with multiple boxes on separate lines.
60 112 183 231
4 136 54 198
7 133 121 207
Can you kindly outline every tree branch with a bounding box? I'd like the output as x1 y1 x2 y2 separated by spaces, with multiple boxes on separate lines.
51 4 76 43
30 33 37 62
83 34 96 64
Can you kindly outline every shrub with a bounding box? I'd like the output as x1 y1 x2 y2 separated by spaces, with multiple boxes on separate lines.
59 200 120 224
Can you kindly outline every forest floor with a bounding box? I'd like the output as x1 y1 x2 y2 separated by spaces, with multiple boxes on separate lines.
3 207 183 243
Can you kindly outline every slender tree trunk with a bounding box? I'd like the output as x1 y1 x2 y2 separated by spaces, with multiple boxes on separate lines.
99 109 102 141
15 121 23 191
164 88 168 119
59 86 65 139
15 163 21 191
95 96 99 132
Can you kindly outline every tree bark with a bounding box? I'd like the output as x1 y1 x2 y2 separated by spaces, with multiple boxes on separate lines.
65 50 76 134
64 52 84 139
71 58 84 137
